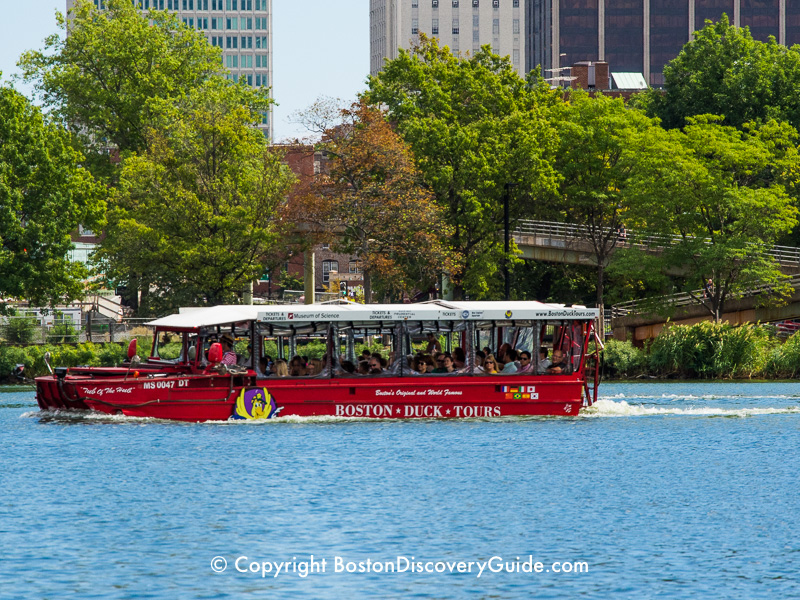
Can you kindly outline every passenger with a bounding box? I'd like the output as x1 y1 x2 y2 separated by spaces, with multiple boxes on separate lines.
497 343 512 364
307 358 323 376
340 360 356 374
482 346 492 357
517 351 534 374
272 359 289 377
360 349 372 362
371 353 388 370
501 349 519 373
357 361 370 375
538 347 550 372
483 354 499 374
452 347 466 370
220 334 238 366
433 355 455 373
420 354 435 373
368 357 383 375
289 355 306 376
425 333 442 354
474 350 486 373
411 356 427 375
546 350 573 375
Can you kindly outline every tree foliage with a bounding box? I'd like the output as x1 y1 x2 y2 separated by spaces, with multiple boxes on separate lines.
292 99 451 302
367 36 559 299
0 84 106 309
644 15 800 131
549 92 665 314
622 116 799 321
18 0 221 179
95 80 293 313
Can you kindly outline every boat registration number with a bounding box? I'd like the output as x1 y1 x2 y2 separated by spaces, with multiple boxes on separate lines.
143 379 189 390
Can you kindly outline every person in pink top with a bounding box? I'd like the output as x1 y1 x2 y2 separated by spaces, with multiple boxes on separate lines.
517 350 533 373
220 334 238 366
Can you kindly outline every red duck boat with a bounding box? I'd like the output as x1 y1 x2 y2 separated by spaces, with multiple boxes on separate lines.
35 301 601 422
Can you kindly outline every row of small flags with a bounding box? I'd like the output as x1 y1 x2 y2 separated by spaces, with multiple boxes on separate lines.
502 385 538 400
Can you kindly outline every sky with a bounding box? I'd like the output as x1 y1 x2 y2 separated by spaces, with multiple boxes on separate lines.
0 1 370 141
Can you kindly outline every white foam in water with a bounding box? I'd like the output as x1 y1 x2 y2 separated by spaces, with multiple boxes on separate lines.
582 399 800 418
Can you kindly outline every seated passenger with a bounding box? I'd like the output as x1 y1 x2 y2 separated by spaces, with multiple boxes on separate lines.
357 361 370 375
501 349 519 373
425 333 442 354
452 347 466 370
411 356 427 375
538 347 550 372
271 359 289 377
340 360 356 374
483 354 499 374
307 358 323 376
368 357 383 375
473 350 486 373
517 351 533 374
546 350 573 375
433 354 455 374
220 334 238 366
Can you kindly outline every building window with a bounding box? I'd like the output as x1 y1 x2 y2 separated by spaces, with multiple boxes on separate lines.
452 0 459 6
513 19 519 34
241 36 253 49
492 0 499 6
226 0 237 9
513 0 518 6
256 54 268 68
256 35 268 48
226 17 238 29
452 19 459 34
349 260 363 274
412 19 418 34
432 0 439 7
472 0 479 6
255 73 268 86
242 0 252 8
241 55 253 68
432 18 439 35
493 18 499 34
255 0 267 9
321 243 330 250
226 36 238 49
322 260 338 284
412 0 418 6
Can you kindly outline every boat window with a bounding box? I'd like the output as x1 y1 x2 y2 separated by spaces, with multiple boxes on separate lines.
152 331 182 361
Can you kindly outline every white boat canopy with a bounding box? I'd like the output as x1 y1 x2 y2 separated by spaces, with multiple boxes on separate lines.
147 301 598 334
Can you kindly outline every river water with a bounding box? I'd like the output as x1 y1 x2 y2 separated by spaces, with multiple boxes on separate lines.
1 382 798 599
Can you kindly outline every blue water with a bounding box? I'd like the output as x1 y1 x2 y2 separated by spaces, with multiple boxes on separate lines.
1 382 799 599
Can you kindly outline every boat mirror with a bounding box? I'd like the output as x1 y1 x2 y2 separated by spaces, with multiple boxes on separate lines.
127 338 138 360
208 342 223 364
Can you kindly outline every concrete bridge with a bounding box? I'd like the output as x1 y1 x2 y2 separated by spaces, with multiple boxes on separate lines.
513 220 800 275
609 275 800 343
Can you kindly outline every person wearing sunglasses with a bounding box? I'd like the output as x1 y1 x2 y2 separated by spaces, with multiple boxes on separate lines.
368 358 383 375
517 350 533 373
483 354 499 374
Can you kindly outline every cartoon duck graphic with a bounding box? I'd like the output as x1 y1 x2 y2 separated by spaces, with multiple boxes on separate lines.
233 388 274 420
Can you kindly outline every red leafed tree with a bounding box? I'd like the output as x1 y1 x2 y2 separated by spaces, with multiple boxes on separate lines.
290 99 455 302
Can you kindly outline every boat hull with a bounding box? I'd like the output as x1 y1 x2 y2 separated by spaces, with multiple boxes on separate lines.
35 373 587 421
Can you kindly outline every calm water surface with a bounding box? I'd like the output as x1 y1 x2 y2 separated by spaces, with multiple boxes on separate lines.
1 382 799 599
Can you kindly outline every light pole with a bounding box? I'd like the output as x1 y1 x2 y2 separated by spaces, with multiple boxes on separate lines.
504 183 517 301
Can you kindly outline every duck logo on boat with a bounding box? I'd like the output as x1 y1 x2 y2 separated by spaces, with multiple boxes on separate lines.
232 387 277 420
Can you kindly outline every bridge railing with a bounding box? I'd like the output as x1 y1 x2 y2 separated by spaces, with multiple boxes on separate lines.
514 220 800 267
610 274 800 318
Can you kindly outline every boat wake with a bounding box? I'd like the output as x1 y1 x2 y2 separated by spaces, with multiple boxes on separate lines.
582 399 800 418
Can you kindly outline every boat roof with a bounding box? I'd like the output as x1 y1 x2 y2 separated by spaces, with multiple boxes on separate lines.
146 301 598 330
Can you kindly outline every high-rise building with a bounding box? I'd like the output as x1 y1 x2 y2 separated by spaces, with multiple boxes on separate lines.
68 0 272 139
370 0 526 77
527 1 799 87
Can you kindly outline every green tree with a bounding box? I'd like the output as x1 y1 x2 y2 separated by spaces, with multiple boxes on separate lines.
643 14 800 131
94 80 294 313
0 83 106 309
549 92 665 319
623 116 799 322
18 0 221 180
367 36 559 299
292 99 452 303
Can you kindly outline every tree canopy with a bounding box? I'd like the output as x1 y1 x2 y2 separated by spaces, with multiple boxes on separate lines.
95 80 293 313
621 116 800 321
367 37 559 299
0 84 106 309
292 100 451 302
644 15 800 131
18 0 221 179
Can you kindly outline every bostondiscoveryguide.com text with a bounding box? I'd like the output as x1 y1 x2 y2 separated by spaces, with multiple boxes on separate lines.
210 555 589 579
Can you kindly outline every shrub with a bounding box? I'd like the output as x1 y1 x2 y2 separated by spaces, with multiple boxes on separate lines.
602 338 647 378
3 315 39 344
649 321 773 379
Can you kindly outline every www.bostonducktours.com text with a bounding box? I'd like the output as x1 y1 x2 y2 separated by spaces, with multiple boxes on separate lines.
210 555 589 579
